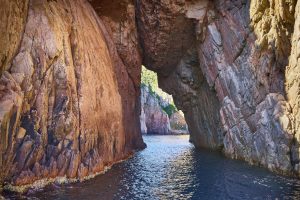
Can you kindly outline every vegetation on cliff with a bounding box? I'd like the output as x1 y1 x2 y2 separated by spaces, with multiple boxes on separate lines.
141 66 177 117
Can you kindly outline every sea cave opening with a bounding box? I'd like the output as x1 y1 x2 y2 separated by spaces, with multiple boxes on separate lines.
2 0 300 199
140 66 189 136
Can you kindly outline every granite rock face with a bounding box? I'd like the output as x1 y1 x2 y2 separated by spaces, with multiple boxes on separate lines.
286 0 300 175
136 0 299 175
1 0 300 189
0 0 29 75
0 0 144 188
136 0 224 149
170 111 188 133
89 0 145 153
140 85 188 135
140 85 170 135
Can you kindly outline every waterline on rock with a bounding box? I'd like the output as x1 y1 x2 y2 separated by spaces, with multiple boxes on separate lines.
3 154 135 194
6 135 300 199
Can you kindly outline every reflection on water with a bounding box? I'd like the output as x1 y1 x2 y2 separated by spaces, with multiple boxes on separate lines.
4 135 300 199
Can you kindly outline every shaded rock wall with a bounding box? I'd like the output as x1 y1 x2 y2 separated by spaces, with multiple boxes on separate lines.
135 0 300 175
136 0 223 149
0 0 144 188
158 47 223 149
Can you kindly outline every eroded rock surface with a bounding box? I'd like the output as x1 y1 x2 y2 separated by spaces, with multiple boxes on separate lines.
140 85 170 135
286 0 300 175
1 0 300 189
90 0 145 152
170 111 188 133
136 0 299 175
0 0 144 188
0 0 29 75
140 85 188 135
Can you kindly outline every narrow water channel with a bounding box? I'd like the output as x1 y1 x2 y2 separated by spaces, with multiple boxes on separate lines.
5 135 300 199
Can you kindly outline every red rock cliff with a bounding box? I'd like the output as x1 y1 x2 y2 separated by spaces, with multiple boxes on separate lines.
1 0 300 189
0 0 144 188
135 0 299 175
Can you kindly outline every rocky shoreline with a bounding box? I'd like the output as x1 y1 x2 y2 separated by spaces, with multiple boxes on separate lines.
2 152 135 194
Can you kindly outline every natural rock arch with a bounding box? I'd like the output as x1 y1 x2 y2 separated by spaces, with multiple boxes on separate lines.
0 0 299 190
135 0 298 176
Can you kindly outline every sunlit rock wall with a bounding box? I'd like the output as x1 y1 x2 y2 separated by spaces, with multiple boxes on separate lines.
140 85 171 135
0 0 144 188
286 0 300 175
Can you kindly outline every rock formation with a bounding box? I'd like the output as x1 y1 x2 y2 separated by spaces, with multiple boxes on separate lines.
140 66 188 135
140 84 188 135
286 0 300 174
136 0 224 149
140 85 170 135
170 111 189 134
0 0 300 190
0 0 144 189
135 0 299 175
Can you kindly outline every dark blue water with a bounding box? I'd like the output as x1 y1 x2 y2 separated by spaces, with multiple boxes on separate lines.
4 135 300 199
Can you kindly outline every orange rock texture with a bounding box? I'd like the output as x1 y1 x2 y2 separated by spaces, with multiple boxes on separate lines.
1 0 300 189
0 0 144 187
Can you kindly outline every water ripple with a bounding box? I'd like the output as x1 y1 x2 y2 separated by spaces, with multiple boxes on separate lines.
5 135 300 200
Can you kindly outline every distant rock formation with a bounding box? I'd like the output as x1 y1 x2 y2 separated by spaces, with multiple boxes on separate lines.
170 111 189 135
140 85 188 135
140 85 170 135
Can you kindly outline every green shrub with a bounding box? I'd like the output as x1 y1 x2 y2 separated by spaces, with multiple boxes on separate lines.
162 104 177 117
141 66 158 91
141 65 178 117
